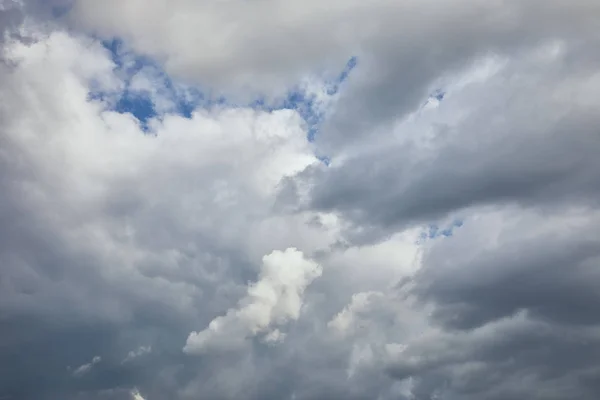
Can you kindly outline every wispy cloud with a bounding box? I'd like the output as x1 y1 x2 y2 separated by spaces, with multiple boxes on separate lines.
71 356 101 377
122 346 152 364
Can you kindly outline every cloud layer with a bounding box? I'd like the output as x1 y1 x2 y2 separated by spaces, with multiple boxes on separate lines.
1 1 600 399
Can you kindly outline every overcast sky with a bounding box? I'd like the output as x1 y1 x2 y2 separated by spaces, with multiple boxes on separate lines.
1 1 600 399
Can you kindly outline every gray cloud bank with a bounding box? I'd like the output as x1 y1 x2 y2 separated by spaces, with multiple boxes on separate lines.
1 1 600 399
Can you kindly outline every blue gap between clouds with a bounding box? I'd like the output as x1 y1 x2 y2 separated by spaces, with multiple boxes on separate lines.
88 38 207 130
90 38 356 149
418 88 446 111
432 89 445 101
269 56 357 142
420 220 464 241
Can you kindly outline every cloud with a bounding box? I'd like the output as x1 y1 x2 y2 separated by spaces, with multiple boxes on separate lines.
2 1 600 400
184 248 322 353
414 207 600 330
0 25 328 399
66 1 600 100
328 291 385 336
319 206 600 399
122 347 152 364
72 356 102 377
130 389 145 400
287 43 600 242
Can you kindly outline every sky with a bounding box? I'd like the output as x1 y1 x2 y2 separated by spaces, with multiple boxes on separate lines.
1 1 600 399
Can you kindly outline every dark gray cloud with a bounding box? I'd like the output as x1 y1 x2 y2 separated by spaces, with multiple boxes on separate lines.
373 207 600 399
289 44 600 242
316 0 600 151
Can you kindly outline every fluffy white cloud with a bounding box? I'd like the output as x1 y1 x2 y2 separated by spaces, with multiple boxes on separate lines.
184 248 321 353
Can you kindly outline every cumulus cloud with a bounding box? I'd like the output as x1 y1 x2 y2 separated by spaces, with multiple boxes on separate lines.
184 248 321 353
2 1 600 399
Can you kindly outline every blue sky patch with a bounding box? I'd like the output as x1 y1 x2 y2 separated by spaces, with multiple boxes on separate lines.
114 94 156 125
419 219 464 242
279 56 358 142
90 38 356 142
89 38 205 129
432 89 446 101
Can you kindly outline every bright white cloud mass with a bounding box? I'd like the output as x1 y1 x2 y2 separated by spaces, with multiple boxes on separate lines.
1 1 600 399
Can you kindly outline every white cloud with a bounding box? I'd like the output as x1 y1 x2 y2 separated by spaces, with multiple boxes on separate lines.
0 29 325 322
122 346 152 363
328 291 384 336
131 388 146 400
72 356 101 377
184 248 322 353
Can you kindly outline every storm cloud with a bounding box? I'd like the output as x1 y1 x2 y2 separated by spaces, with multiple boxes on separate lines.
1 1 600 399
